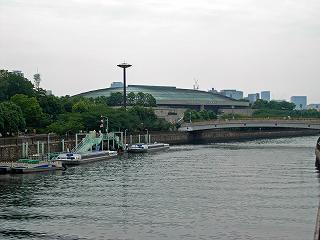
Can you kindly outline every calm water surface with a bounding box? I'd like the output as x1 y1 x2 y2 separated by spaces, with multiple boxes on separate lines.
0 136 319 240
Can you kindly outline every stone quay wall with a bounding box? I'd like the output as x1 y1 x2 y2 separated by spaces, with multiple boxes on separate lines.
0 129 319 162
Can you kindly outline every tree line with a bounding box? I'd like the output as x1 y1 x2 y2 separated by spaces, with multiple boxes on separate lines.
0 70 169 136
251 99 320 118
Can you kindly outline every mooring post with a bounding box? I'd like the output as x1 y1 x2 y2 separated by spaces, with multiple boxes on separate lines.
75 134 78 149
112 133 115 149
22 143 25 158
25 142 29 158
41 142 45 155
62 139 65 152
37 141 40 155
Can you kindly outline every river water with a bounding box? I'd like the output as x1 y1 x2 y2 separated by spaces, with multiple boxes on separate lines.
0 135 319 240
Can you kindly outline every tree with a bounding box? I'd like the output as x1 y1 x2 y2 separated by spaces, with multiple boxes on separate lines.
0 101 25 136
144 93 157 107
46 113 84 135
37 94 64 119
136 92 145 106
127 92 136 106
72 99 95 113
11 94 44 128
0 70 35 101
107 92 123 106
252 99 295 111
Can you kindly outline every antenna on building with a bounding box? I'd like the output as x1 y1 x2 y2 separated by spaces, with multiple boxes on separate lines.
193 78 199 90
33 68 41 91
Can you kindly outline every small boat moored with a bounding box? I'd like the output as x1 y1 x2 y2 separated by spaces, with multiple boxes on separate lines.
55 150 118 166
127 142 169 153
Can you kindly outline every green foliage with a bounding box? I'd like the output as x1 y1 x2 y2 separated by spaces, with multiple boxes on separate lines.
0 101 25 136
253 109 320 118
46 113 84 135
127 92 136 106
37 94 64 119
0 69 169 135
252 99 295 111
11 94 44 128
72 99 95 113
0 70 35 101
183 109 217 122
220 113 244 120
107 92 123 106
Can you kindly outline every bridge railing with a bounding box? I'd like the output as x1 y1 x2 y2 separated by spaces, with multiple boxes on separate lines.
182 119 320 127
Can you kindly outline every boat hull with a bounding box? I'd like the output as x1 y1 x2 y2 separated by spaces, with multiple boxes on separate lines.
12 166 62 174
0 166 11 174
56 151 118 166
127 144 169 153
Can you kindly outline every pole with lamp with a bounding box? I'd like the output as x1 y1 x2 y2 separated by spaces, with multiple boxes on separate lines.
117 62 132 109
100 115 109 150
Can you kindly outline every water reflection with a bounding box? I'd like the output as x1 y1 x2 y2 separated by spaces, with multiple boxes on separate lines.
0 135 319 240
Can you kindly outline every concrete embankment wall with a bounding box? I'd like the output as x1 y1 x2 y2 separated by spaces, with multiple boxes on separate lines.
189 129 320 143
0 129 319 162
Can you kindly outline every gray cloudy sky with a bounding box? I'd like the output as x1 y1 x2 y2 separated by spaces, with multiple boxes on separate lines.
1 0 319 103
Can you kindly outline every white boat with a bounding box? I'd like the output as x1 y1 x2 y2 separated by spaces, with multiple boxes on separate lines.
55 150 118 166
316 137 320 168
127 142 169 153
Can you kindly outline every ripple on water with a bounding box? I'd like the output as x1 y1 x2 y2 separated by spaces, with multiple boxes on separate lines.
0 135 319 240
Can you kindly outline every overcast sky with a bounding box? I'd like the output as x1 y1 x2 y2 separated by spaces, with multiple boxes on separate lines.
1 0 319 103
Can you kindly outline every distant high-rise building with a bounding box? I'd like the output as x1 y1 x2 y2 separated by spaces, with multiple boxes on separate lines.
307 104 320 111
110 82 124 88
220 89 244 100
261 91 271 101
290 96 307 110
247 93 260 103
11 70 24 77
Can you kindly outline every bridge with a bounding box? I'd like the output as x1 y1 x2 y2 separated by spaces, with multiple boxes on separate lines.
178 119 320 132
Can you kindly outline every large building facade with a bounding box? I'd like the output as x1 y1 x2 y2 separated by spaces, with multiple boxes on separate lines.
76 85 249 111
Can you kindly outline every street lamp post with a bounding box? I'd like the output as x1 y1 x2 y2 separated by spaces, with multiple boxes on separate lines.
117 62 132 109
100 115 109 133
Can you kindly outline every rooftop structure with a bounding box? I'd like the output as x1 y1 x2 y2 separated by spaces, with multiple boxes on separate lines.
110 82 124 88
76 85 249 111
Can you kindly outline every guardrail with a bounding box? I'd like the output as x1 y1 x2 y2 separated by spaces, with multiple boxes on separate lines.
179 119 320 132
